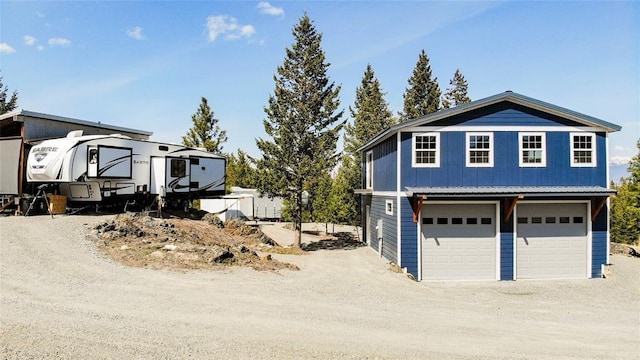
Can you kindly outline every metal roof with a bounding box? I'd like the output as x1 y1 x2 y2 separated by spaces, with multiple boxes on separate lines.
405 186 616 198
0 109 153 136
358 91 622 152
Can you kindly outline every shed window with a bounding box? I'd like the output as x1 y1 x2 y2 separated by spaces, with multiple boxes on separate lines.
437 218 448 225
423 218 434 225
385 200 393 216
413 133 440 167
481 218 492 225
452 217 463 225
466 133 493 167
517 217 528 224
571 133 596 167
559 217 570 223
466 218 478 225
519 133 546 167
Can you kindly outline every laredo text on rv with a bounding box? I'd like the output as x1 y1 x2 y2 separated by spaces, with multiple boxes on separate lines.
26 131 226 209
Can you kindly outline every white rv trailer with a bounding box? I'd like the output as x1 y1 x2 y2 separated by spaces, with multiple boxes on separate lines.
26 131 225 207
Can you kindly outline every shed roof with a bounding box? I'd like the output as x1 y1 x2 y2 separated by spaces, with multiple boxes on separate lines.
358 91 622 152
405 186 616 198
0 109 153 137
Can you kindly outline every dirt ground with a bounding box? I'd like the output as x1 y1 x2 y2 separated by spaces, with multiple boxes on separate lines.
1 214 639 359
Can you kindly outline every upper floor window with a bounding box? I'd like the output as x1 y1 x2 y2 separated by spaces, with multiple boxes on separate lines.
519 132 546 167
466 132 493 167
571 133 596 167
412 133 440 167
365 151 373 189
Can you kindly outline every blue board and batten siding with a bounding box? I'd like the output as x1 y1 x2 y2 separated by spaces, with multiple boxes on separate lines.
592 206 609 278
371 136 397 191
401 131 607 188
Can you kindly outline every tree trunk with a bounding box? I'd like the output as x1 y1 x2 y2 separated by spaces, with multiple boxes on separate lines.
293 190 302 248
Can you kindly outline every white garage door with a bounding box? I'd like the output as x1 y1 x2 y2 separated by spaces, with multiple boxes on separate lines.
516 203 588 279
421 204 497 281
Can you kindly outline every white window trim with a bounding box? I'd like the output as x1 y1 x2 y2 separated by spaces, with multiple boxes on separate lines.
412 132 440 168
385 199 393 216
365 151 373 189
466 132 494 167
518 132 547 167
570 132 597 167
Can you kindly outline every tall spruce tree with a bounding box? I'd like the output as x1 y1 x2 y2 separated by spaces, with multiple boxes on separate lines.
0 75 19 114
183 97 227 154
342 64 395 224
256 14 343 248
225 149 257 192
400 49 441 121
610 140 640 244
442 69 471 109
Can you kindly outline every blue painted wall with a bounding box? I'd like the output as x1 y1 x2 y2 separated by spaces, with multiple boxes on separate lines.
400 197 418 278
500 232 514 280
372 136 397 191
401 130 607 188
369 196 397 263
592 231 607 278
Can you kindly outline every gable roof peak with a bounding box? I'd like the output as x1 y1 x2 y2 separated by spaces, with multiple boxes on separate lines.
358 91 622 152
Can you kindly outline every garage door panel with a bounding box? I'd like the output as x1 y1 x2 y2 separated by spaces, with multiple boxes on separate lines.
516 203 587 279
422 204 497 281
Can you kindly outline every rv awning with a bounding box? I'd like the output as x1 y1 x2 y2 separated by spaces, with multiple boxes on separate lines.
404 186 616 198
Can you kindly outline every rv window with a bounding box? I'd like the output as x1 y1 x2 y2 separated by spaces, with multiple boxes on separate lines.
159 145 169 151
171 159 186 178
89 149 98 164
191 158 200 165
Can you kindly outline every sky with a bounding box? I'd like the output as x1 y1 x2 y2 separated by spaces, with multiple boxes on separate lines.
1 1 638 171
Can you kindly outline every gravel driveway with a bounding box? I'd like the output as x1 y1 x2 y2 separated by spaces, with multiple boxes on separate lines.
1 215 638 359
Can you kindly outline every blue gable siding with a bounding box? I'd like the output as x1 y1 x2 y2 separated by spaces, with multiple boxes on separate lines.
400 197 418 278
422 103 584 127
372 136 397 191
369 196 397 263
401 131 607 188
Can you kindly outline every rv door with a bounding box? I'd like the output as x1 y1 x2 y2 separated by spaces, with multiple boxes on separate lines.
165 157 190 193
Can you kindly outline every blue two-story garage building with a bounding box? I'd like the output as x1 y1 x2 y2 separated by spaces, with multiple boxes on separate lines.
357 91 621 281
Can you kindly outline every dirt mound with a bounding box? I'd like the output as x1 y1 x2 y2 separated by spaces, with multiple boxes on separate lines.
89 212 298 271
610 242 640 258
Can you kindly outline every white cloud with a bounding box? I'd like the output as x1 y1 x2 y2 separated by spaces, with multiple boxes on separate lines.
37 45 45 52
36 12 45 18
206 15 255 42
126 26 145 40
611 156 632 165
48 37 71 47
0 43 16 54
24 35 38 46
257 2 284 17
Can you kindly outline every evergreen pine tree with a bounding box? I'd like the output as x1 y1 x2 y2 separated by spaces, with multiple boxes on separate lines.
610 140 640 244
182 97 227 154
344 64 396 158
442 69 471 109
0 75 19 115
225 149 257 192
328 162 359 226
342 64 395 224
310 170 333 225
400 49 441 121
255 14 343 248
